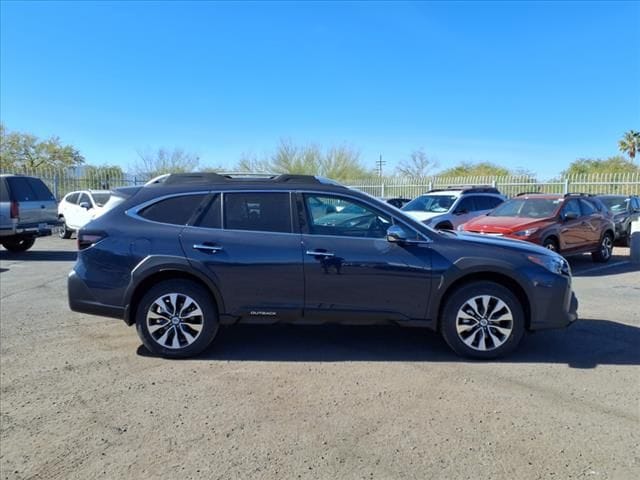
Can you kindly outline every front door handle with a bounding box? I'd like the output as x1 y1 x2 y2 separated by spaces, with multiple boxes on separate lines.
193 244 223 253
306 250 335 257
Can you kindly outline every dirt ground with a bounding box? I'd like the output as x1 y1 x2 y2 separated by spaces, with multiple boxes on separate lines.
1 236 639 480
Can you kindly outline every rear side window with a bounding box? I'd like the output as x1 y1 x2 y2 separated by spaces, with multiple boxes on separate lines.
139 194 207 225
224 192 291 233
66 192 80 204
6 177 48 202
27 178 55 201
194 194 222 229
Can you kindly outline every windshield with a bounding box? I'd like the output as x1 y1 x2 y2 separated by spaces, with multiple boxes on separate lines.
92 193 111 207
402 195 456 213
489 198 560 218
599 197 628 213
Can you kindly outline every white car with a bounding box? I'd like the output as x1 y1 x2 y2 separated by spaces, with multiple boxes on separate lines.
401 187 505 230
57 190 111 238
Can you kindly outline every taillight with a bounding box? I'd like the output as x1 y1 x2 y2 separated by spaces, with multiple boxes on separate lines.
10 201 19 219
77 231 107 250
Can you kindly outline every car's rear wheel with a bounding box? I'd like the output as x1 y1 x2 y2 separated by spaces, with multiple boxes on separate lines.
543 237 559 252
59 218 73 239
440 281 525 359
591 232 613 263
135 280 219 358
1 237 36 252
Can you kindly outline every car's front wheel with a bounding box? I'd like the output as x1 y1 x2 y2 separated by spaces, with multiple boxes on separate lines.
440 281 525 359
591 232 613 263
135 279 219 358
1 237 36 252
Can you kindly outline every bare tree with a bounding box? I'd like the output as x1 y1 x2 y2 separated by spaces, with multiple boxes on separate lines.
395 149 438 177
135 148 200 178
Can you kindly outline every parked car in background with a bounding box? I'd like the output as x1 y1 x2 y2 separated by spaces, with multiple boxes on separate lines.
594 195 640 246
68 173 578 360
381 197 412 209
0 174 60 252
57 190 111 238
401 186 505 230
460 193 616 262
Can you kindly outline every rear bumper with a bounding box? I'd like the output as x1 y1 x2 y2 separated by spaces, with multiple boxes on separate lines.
68 270 124 320
0 220 62 238
528 272 578 330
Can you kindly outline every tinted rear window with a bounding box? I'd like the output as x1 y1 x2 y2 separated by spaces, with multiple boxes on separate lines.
6 177 54 202
139 194 207 225
224 192 291 233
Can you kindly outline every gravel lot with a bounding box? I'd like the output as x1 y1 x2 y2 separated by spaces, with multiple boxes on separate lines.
1 236 639 480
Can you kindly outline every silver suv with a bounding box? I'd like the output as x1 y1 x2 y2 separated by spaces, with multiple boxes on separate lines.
402 186 505 230
0 174 60 252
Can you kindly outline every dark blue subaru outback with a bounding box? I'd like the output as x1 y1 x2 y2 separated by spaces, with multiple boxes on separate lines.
68 173 578 359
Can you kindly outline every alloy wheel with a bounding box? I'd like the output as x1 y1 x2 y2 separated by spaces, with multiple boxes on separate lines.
145 293 204 349
455 295 514 352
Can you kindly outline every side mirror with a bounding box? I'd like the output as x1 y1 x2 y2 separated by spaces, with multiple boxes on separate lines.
563 211 578 221
386 225 410 243
79 202 91 210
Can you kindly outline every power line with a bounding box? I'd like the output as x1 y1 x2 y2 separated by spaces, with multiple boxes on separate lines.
376 154 386 177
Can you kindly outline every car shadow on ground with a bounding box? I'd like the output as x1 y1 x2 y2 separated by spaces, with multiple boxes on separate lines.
137 319 640 369
0 267 8 273
568 248 637 277
0 250 77 262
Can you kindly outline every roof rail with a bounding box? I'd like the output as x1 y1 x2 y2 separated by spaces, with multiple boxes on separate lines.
564 192 594 198
153 172 340 186
427 185 501 195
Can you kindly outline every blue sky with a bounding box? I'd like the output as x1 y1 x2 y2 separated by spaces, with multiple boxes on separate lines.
1 0 639 178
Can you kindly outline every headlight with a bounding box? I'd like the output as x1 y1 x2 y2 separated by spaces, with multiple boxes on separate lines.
527 253 570 276
514 227 539 237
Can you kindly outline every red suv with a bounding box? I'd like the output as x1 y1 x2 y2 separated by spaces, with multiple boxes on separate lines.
460 193 616 262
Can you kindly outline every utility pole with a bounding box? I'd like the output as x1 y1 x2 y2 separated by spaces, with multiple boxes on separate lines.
376 154 386 177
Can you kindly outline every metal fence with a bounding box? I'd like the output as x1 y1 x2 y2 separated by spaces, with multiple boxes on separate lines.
344 173 640 198
0 166 150 200
1 167 639 200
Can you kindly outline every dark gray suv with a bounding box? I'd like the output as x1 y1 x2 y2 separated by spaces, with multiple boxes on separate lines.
68 173 578 359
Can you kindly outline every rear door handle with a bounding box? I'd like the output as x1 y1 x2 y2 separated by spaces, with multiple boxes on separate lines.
193 244 223 253
306 250 335 257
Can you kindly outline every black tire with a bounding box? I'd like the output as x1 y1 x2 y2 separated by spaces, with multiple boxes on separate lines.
622 225 631 248
435 222 453 231
135 279 219 358
440 281 525 359
1 237 36 252
591 232 613 263
59 218 73 239
543 237 559 252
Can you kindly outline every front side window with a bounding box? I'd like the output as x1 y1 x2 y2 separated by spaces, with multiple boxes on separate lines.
475 196 503 211
562 199 581 218
304 194 392 238
224 192 291 233
138 194 207 225
455 197 477 213
579 199 596 216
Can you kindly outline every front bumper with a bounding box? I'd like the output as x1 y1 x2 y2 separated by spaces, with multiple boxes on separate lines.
68 270 124 320
527 271 578 330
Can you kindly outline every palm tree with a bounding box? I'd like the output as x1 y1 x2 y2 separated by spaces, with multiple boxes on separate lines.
618 130 640 161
